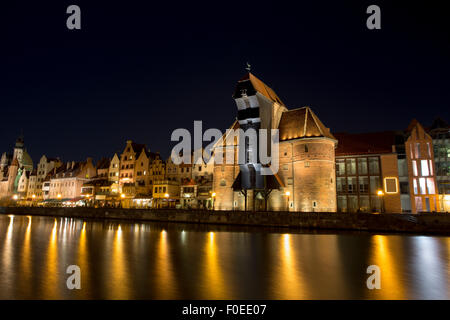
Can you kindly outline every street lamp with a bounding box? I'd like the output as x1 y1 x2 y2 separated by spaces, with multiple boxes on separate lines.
285 191 290 211
377 190 385 213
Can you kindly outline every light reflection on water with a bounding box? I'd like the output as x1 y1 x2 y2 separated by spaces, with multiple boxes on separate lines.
0 214 449 300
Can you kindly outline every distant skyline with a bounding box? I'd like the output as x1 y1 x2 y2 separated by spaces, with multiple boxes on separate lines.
1 1 448 163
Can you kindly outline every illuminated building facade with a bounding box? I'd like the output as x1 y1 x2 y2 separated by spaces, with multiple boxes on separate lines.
428 118 450 212
213 73 337 212
334 132 402 213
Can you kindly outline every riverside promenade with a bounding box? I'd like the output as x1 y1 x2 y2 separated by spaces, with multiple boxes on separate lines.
1 206 450 235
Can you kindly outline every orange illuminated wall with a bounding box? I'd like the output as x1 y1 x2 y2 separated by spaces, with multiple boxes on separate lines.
405 120 440 213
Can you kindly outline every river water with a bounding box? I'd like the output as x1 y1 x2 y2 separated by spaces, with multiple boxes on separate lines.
0 214 449 299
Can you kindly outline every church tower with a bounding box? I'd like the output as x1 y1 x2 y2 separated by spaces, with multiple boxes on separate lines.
13 135 25 167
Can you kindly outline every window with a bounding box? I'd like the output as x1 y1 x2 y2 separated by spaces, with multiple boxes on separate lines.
220 179 226 186
358 176 369 193
415 143 421 159
427 143 431 157
398 159 408 177
336 177 346 193
360 196 370 212
384 177 398 193
426 178 435 194
421 160 429 176
283 164 288 171
348 196 358 212
428 160 433 175
419 177 426 194
368 157 379 175
337 196 347 212
287 178 293 185
400 181 409 194
336 159 345 176
346 159 356 175
412 160 418 176
304 161 310 168
370 176 380 194
357 158 368 175
347 177 357 193
304 145 309 153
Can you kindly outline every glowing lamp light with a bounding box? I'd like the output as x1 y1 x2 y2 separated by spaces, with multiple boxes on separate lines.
211 192 216 197
57 194 62 199
377 190 384 196
120 193 125 198
285 191 291 196
164 193 169 198
12 194 18 200
32 194 36 199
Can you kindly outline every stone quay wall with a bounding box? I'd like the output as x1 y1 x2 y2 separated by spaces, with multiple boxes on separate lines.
1 206 449 235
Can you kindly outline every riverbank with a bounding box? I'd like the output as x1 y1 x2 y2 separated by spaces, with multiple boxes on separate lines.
1 206 450 235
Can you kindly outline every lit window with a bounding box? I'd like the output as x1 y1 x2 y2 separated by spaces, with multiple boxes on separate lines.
415 143 421 159
413 179 418 194
419 178 426 194
421 160 429 176
384 177 398 193
426 178 435 194
428 160 433 175
412 160 418 176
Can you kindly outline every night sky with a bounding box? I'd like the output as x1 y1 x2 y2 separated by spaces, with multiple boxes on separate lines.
1 1 448 164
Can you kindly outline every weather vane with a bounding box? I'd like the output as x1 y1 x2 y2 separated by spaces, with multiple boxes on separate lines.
245 62 251 72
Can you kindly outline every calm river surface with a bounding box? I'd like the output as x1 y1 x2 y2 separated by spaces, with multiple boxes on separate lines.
0 214 449 299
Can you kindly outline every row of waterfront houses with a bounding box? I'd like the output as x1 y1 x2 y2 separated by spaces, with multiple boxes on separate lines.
0 73 449 213
0 138 214 209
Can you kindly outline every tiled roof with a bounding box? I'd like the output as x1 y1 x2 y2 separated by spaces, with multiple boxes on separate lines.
279 107 336 141
334 131 397 156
